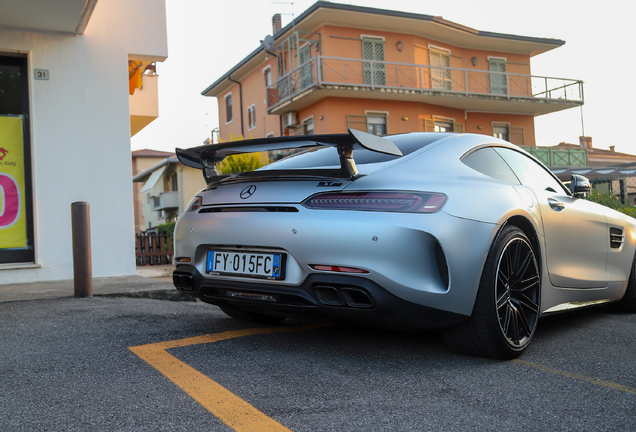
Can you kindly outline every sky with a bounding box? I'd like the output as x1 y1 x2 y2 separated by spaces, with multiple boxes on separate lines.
131 0 636 155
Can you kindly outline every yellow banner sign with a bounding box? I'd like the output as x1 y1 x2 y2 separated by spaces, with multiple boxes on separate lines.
0 116 27 248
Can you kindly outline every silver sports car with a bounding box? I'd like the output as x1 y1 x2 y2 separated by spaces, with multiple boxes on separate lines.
172 129 636 359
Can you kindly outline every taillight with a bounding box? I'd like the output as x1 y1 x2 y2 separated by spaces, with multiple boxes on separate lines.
309 265 369 274
187 196 203 212
302 191 446 213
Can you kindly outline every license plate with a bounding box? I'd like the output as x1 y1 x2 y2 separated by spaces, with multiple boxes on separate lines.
206 250 285 280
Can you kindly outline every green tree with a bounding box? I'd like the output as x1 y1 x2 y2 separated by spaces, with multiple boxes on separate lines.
216 134 267 174
217 153 265 174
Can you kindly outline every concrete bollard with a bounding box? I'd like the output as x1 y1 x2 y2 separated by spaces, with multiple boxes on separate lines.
71 202 92 297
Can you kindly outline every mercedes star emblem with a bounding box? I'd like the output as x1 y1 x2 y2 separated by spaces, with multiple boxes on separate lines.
240 185 257 199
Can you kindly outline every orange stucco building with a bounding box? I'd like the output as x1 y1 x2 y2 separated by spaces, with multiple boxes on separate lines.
203 2 583 147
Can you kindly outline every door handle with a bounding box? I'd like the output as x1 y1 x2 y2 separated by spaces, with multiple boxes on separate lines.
548 198 565 211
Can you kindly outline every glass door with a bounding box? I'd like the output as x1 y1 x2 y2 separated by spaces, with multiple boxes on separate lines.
489 58 508 95
362 38 386 86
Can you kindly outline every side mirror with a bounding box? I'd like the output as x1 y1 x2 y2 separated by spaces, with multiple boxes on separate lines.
570 174 591 197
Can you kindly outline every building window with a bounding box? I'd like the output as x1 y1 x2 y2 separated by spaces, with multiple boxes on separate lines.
488 57 508 95
298 45 313 89
367 115 386 135
224 93 233 124
429 47 452 91
362 38 386 86
170 172 178 191
294 117 314 136
492 123 525 146
247 104 256 131
264 67 272 87
493 124 509 141
347 114 388 136
424 118 464 133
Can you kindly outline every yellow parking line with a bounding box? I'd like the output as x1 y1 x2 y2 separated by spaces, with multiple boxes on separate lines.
130 324 327 432
513 359 636 395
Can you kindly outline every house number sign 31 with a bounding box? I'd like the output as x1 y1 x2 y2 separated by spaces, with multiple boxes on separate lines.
34 69 49 80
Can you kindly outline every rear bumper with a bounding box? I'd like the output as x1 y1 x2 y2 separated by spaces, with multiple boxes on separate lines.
174 206 497 317
173 264 468 329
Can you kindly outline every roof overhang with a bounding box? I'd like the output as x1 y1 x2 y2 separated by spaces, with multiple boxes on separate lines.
133 157 179 183
202 1 565 97
0 0 98 35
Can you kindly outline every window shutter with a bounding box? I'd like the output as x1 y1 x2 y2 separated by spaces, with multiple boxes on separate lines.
453 123 464 133
424 119 435 132
509 126 525 146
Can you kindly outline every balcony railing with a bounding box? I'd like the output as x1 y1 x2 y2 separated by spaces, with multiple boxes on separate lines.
520 146 588 167
150 191 179 211
266 56 583 112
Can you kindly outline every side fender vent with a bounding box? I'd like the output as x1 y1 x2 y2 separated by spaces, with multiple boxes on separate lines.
610 227 624 249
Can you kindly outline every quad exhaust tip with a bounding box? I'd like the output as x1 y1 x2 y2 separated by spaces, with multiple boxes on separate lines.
314 285 374 309
173 273 194 291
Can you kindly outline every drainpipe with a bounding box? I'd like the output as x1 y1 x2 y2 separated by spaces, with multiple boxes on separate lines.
179 164 185 215
228 73 244 138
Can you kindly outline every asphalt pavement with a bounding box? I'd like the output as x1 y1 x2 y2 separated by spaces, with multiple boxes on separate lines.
1 267 634 431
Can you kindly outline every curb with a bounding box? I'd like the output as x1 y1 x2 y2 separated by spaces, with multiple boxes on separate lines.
95 289 197 302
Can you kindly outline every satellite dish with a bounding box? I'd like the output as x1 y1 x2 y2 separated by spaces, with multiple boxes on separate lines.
262 35 275 51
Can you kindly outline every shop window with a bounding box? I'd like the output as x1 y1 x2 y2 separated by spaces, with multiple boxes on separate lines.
0 55 34 264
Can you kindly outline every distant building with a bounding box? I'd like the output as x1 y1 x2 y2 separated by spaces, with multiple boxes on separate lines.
132 149 176 233
133 158 207 232
202 1 583 147
0 0 168 284
552 137 636 167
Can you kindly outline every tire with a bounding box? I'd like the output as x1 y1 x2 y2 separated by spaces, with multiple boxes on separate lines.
218 304 286 325
443 225 541 359
608 255 636 312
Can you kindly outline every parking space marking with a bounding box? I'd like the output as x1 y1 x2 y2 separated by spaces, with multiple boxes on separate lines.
129 325 327 432
513 359 636 395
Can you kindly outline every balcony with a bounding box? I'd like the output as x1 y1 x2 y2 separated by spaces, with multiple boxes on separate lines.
130 73 159 136
266 56 583 116
520 146 587 167
150 191 178 211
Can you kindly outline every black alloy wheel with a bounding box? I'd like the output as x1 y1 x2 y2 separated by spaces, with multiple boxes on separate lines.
494 233 541 349
443 225 541 359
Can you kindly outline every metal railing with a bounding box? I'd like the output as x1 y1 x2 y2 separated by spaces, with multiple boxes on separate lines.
522 146 588 167
266 56 583 111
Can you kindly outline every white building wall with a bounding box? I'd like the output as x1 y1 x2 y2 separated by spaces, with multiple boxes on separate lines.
0 0 168 283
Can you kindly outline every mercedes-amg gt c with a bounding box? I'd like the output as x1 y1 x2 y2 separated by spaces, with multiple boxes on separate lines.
172 129 636 358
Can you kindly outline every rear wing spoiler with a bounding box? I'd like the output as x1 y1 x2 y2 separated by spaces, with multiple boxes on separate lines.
176 129 402 183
